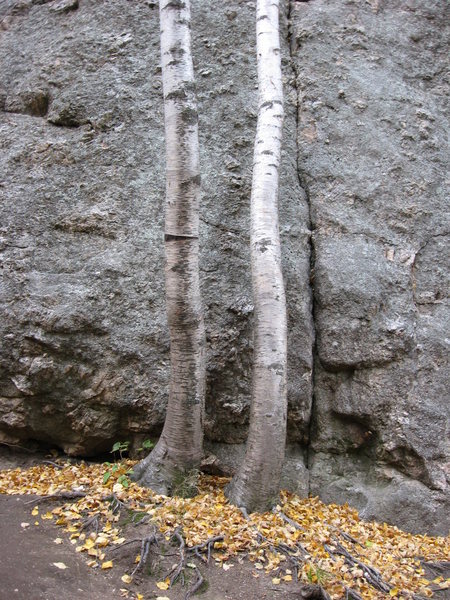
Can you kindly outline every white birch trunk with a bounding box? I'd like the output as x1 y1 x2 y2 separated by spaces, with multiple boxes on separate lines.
132 0 206 495
225 0 287 512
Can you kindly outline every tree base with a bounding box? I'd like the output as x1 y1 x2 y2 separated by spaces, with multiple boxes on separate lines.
130 453 171 496
224 473 280 514
131 440 201 498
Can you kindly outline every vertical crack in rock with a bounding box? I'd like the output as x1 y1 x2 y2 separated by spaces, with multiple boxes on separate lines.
287 0 316 479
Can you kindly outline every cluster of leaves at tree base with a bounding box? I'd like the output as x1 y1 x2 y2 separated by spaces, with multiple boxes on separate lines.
0 460 448 599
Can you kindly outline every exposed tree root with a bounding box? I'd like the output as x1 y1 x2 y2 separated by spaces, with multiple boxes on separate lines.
344 588 363 600
272 511 375 599
185 565 204 600
4 462 447 599
278 510 393 596
274 508 306 531
168 527 224 594
103 492 129 514
105 504 422 600
108 537 149 554
324 541 391 593
25 490 86 505
80 513 100 534
256 531 305 580
190 534 224 564
169 529 186 585
130 533 158 577
239 506 250 520
132 513 151 527
105 517 223 598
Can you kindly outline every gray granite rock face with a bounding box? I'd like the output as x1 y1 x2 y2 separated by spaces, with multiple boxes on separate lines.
290 0 449 535
0 0 448 535
0 0 312 453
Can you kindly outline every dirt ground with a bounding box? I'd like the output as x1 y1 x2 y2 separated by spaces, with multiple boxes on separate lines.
2 447 448 600
0 447 301 600
0 493 303 600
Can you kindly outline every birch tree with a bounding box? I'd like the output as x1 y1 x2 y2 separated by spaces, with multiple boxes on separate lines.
225 0 287 512
132 0 206 495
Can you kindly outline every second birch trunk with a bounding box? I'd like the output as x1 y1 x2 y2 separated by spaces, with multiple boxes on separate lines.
225 0 287 512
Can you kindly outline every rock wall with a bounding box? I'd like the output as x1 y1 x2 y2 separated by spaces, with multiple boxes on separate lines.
290 0 449 536
0 0 448 534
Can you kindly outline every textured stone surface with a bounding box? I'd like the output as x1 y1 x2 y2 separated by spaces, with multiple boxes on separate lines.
0 0 312 454
290 0 449 535
0 0 448 535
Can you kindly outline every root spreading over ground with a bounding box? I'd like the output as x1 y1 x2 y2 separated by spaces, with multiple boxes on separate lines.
0 460 448 599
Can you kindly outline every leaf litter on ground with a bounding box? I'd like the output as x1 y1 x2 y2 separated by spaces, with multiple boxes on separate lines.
0 459 448 599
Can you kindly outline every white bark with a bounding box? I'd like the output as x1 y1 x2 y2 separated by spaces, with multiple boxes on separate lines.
225 0 287 512
132 0 206 495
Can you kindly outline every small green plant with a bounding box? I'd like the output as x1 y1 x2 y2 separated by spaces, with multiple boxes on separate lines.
170 468 200 498
103 461 119 484
102 462 132 487
110 440 130 459
103 440 132 486
137 438 154 453
117 473 130 488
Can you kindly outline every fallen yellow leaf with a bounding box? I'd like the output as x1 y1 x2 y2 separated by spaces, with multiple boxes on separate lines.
113 537 126 545
121 574 132 584
156 580 170 590
96 536 109 547
1 461 449 600
52 562 68 570
101 561 113 570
